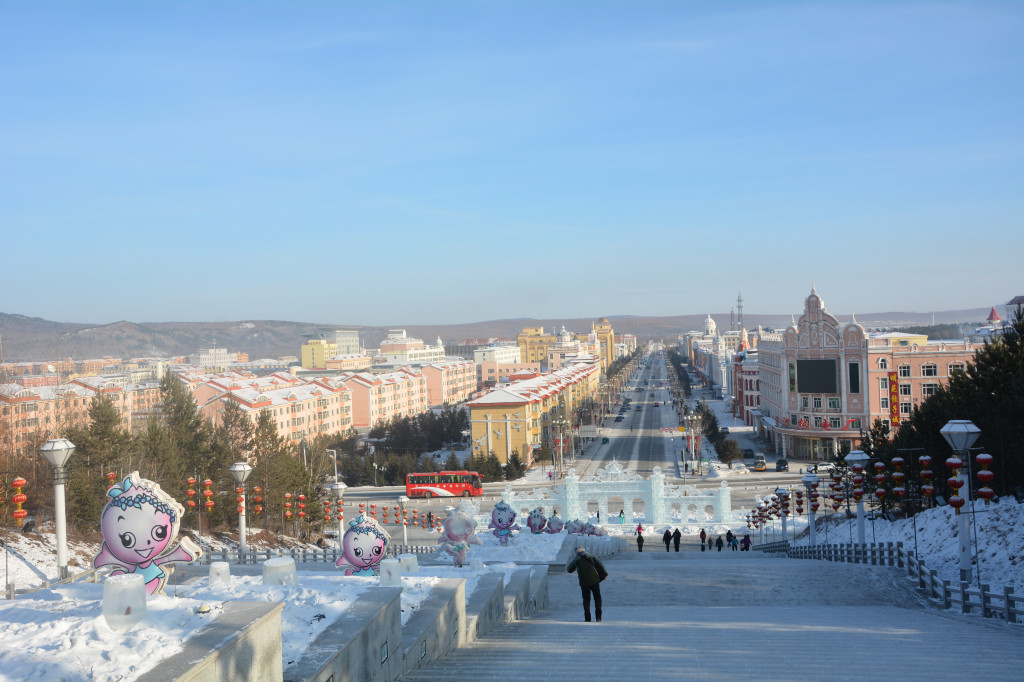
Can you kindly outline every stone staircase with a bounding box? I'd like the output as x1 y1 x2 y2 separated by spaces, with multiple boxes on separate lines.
401 552 1024 681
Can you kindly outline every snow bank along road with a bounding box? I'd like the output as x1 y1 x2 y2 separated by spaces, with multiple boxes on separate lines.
403 552 1024 681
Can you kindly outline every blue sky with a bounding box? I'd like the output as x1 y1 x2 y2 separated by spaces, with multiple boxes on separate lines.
3 1 1022 325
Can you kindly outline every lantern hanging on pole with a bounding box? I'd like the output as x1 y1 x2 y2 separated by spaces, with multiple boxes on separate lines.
919 455 935 499
105 471 118 490
976 453 995 504
186 478 197 510
945 456 965 513
202 479 215 511
11 477 28 526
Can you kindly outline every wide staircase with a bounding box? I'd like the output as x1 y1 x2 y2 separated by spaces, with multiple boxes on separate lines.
402 549 1024 680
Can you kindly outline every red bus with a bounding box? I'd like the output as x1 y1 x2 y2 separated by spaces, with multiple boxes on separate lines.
405 470 483 498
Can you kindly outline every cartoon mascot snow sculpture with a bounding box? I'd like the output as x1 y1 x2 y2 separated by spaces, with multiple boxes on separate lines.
488 501 520 546
545 514 564 534
437 508 482 567
564 519 585 535
94 472 202 596
526 508 547 534
336 514 391 576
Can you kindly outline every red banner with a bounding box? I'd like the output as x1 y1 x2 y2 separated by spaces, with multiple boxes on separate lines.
888 371 900 425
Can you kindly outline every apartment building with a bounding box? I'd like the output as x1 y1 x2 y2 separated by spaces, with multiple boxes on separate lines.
339 368 430 428
0 378 162 453
301 339 336 369
467 356 601 464
204 379 354 445
420 360 476 407
377 330 445 366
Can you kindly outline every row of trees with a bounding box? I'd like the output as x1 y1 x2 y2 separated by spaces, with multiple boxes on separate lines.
694 401 741 467
666 349 693 397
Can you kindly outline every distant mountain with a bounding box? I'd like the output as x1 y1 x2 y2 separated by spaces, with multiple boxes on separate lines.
0 307 995 363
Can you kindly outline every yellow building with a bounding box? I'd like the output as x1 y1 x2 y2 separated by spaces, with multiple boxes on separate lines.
467 358 600 465
517 327 559 367
300 339 336 369
592 317 616 369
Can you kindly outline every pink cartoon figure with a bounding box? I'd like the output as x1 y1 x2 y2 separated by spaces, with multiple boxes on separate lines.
437 508 482 567
335 514 391 576
488 501 520 546
545 515 564 534
94 472 202 596
526 508 547 534
564 519 585 535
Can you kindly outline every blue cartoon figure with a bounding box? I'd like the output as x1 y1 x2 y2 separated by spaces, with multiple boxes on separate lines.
94 472 202 596
488 501 520 546
336 514 391 576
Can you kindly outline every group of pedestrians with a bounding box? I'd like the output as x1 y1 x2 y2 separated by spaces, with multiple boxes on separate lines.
661 528 682 552
633 524 753 553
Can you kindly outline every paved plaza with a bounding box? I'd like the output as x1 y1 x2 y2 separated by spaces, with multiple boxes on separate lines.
403 552 1024 681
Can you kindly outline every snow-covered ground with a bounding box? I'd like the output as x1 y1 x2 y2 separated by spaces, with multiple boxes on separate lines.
0 525 584 682
788 498 1024 594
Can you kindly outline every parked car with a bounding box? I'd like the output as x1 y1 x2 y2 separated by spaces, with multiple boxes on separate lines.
741 448 754 458
808 462 836 474
615 416 624 422
775 459 789 472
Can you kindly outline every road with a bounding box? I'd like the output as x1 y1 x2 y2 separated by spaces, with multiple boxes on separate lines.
341 347 825 534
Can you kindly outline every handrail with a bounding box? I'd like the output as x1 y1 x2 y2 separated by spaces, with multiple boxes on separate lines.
779 541 1021 624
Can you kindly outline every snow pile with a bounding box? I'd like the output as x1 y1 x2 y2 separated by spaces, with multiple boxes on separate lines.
790 498 1024 593
0 581 218 681
431 528 567 564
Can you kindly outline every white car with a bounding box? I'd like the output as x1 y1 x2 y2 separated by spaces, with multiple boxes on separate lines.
808 462 837 474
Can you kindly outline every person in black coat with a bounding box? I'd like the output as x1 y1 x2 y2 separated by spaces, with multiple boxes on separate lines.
672 528 681 552
567 546 609 622
636 526 644 552
662 529 672 552
716 536 724 551
699 528 707 551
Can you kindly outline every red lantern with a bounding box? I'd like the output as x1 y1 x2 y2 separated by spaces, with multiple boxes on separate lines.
921 484 935 497
253 505 263 515
948 496 966 511
874 488 886 501
976 453 995 505
810 502 820 512
105 472 118 489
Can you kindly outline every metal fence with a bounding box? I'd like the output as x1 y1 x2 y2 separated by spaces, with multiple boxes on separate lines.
758 540 1022 624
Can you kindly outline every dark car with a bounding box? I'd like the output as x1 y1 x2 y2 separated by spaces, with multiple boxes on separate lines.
615 416 624 422
775 459 789 472
741 448 754 458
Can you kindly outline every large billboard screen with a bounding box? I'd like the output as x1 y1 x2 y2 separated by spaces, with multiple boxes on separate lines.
796 359 838 394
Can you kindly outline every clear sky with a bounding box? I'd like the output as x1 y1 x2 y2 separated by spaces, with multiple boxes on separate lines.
3 1 1022 325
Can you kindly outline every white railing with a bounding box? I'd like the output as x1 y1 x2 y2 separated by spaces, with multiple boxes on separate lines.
780 542 1022 624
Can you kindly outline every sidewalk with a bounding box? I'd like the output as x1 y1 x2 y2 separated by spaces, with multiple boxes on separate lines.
403 553 1024 681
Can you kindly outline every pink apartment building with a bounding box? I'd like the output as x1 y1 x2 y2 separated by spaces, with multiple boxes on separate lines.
420 360 476 407
204 379 353 445
339 368 430 428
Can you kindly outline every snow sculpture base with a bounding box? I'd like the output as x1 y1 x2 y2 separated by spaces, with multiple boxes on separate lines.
263 557 297 586
103 573 147 631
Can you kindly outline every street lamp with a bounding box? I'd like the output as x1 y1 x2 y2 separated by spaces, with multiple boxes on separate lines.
39 438 75 581
940 419 981 586
844 449 870 547
801 473 820 547
229 461 253 558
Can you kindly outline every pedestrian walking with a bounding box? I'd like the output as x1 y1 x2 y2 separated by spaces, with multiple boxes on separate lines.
635 525 644 552
619 509 625 524
662 529 672 552
730 537 739 551
699 528 707 552
672 528 681 552
741 535 751 551
716 536 724 551
567 546 608 623
725 530 734 545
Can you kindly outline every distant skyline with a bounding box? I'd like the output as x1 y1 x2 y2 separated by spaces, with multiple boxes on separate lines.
3 1 1022 325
